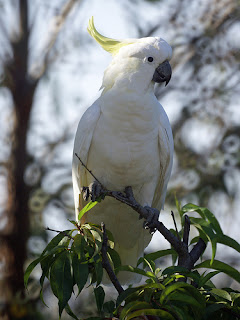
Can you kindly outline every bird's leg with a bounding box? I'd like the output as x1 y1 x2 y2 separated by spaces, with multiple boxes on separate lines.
81 181 106 202
143 206 160 234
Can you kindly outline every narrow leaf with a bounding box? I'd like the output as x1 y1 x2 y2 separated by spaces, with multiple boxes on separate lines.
103 301 115 314
24 256 42 288
216 234 240 254
199 271 220 288
94 286 105 313
182 204 222 234
78 201 98 220
160 282 205 306
120 301 152 320
95 261 103 286
137 249 175 266
125 308 174 320
210 288 232 302
42 231 71 256
116 287 142 307
167 292 203 309
72 254 89 295
73 234 86 261
195 259 240 283
107 248 121 270
50 251 73 316
117 265 156 279
65 304 79 320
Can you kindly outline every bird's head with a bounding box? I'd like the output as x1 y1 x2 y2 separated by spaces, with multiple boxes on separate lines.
87 17 172 93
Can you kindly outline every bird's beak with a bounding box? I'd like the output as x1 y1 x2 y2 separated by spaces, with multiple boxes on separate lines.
152 60 172 86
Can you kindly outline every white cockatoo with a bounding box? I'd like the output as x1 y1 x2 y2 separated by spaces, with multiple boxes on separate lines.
72 18 173 283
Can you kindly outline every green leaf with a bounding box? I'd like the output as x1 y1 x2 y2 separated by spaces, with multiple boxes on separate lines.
73 234 86 261
117 265 156 279
106 229 115 249
125 308 175 320
78 201 98 220
175 194 183 218
120 301 152 320
169 305 192 320
204 303 226 318
40 254 58 307
144 282 165 290
189 217 216 263
94 286 105 314
72 254 89 295
103 301 115 314
163 267 201 284
50 251 73 316
24 242 67 288
65 304 79 320
137 249 176 266
67 219 78 226
210 288 232 302
116 287 143 308
199 271 220 288
90 229 103 242
195 259 240 283
162 266 191 276
182 204 223 235
24 256 42 288
215 234 240 254
107 248 121 270
167 292 203 309
42 231 71 256
95 261 103 286
160 282 205 307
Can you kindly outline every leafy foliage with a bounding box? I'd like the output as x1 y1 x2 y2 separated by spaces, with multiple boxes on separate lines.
25 202 240 319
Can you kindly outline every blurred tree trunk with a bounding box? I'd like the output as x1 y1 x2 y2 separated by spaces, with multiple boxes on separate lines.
0 1 37 318
0 1 78 318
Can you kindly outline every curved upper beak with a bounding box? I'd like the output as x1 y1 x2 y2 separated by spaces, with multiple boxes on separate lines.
152 60 172 86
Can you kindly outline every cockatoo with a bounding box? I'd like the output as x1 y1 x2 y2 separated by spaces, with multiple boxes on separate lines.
72 18 173 284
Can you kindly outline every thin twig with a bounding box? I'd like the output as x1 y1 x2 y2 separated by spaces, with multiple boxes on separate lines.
46 227 74 240
171 211 181 241
183 215 191 246
101 223 124 295
75 153 103 186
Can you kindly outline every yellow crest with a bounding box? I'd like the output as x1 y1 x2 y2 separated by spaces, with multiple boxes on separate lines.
87 17 131 56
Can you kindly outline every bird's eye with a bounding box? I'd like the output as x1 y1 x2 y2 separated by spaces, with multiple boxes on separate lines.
148 57 154 62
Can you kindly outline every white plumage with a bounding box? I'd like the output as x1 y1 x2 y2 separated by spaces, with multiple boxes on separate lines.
72 18 173 284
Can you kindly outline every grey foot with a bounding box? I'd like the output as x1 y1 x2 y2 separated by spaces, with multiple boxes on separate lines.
143 206 160 234
81 181 105 202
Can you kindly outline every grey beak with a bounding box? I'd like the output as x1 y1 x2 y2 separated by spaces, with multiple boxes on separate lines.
152 60 172 86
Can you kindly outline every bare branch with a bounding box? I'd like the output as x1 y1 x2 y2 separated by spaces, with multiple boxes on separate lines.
171 211 181 242
183 215 191 246
46 227 74 240
34 0 79 79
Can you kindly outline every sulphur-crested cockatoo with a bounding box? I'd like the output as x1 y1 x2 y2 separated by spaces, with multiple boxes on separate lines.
72 18 173 284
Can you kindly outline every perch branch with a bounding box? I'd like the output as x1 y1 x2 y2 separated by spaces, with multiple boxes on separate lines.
75 154 206 271
101 223 124 295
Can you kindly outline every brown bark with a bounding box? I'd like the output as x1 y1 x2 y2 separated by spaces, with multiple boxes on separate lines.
0 1 37 318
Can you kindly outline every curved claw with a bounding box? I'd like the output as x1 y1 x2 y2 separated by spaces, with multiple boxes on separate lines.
143 206 160 234
81 181 105 202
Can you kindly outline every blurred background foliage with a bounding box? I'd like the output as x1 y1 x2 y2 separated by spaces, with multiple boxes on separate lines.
0 0 239 319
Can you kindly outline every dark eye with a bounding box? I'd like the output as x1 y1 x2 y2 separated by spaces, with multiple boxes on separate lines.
148 57 154 62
